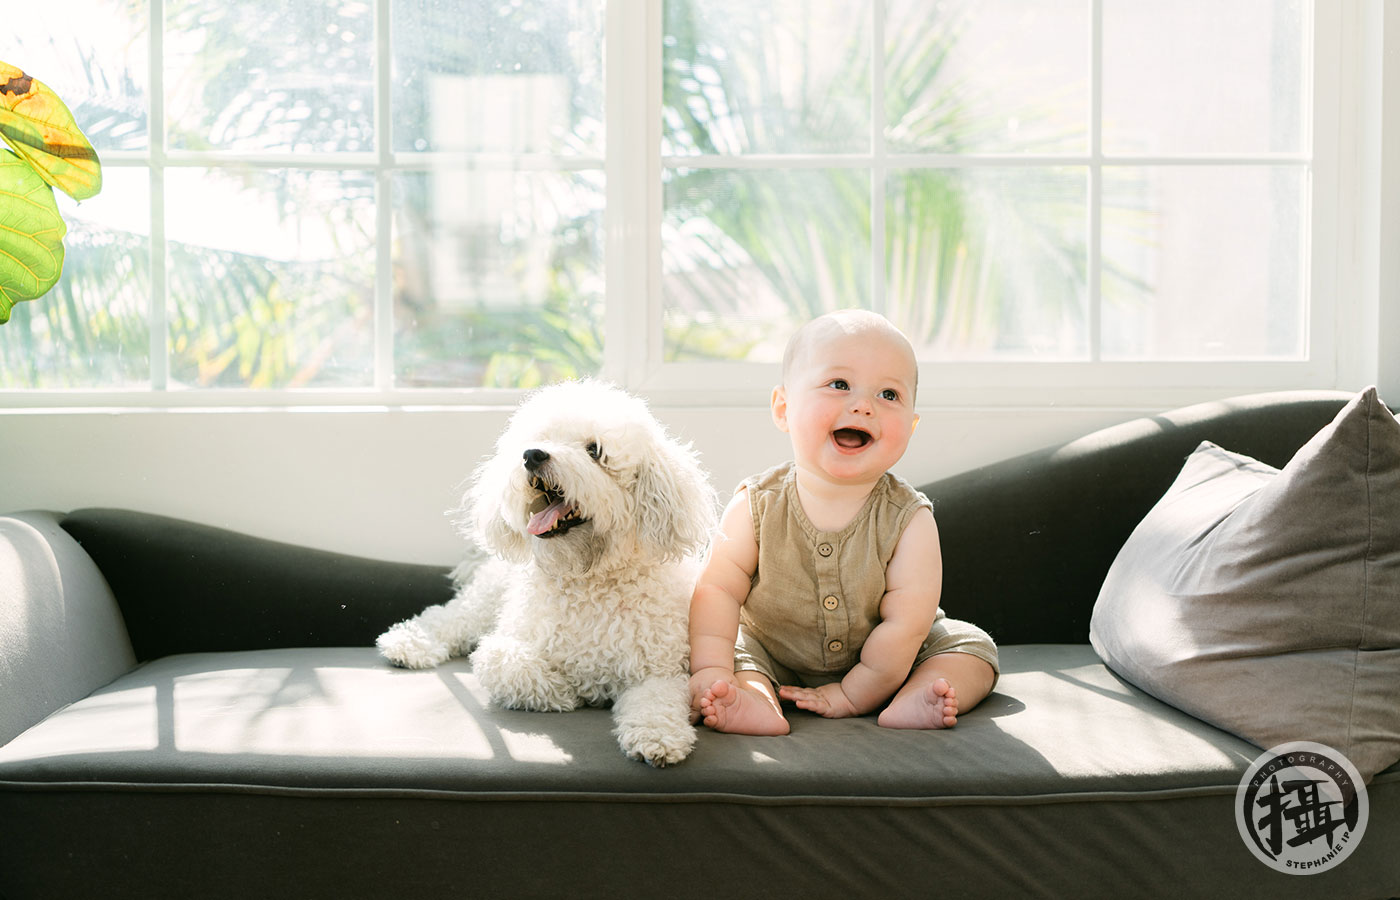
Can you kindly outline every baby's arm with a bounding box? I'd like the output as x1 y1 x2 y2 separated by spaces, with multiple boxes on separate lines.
688 489 759 707
780 508 942 717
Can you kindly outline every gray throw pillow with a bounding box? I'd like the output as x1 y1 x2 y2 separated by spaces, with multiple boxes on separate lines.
1089 387 1400 781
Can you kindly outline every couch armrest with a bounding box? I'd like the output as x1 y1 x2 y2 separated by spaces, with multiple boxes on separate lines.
60 509 455 662
0 511 138 747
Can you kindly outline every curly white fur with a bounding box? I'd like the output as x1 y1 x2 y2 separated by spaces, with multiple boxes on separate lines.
377 380 717 766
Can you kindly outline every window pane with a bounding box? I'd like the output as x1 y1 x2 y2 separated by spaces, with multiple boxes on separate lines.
662 169 871 362
165 168 375 388
10 0 149 152
0 168 151 389
663 1 871 156
393 169 604 388
888 168 1088 360
165 0 374 153
1101 166 1305 360
392 0 605 155
885 0 1089 155
1103 0 1307 155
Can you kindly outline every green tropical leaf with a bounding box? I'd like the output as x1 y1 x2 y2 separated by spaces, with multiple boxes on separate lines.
0 150 66 323
0 60 102 202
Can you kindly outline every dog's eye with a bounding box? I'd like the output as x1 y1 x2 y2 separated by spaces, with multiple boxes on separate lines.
587 441 602 461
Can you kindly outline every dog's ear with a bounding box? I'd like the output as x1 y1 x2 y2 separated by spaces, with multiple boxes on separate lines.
633 435 718 561
459 461 531 563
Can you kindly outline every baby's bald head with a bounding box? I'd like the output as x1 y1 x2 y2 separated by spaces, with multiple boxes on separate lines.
782 309 919 400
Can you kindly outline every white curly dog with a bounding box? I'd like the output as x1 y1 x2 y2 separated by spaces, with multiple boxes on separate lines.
377 380 717 766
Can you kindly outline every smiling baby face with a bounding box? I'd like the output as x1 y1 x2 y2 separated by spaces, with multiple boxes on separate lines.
773 310 920 489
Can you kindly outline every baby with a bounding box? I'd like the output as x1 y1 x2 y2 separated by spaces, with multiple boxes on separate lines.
688 309 998 734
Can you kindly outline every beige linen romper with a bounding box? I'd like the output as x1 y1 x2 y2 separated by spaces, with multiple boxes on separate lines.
733 462 999 689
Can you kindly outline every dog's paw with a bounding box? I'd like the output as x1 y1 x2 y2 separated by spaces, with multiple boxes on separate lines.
618 723 697 767
472 638 579 711
376 621 451 669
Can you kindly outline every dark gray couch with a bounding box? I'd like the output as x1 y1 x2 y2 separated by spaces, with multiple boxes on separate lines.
2 390 1396 899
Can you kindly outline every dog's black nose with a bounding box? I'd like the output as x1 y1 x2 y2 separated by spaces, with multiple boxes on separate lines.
523 448 550 471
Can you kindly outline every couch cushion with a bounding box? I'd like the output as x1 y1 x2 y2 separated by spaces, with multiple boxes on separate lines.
1090 387 1400 780
0 644 1261 796
2 644 1396 899
0 511 136 748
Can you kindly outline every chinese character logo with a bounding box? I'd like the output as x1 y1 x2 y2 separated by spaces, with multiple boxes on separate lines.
1236 741 1369 874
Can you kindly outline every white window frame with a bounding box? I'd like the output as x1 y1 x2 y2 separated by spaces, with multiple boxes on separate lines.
620 0 1349 409
1 0 1378 410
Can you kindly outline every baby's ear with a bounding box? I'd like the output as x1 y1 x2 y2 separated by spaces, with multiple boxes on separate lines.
633 435 718 562
770 384 791 433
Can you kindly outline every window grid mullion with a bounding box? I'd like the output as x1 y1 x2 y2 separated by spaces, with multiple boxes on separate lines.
644 0 665 388
373 0 394 392
871 0 887 319
605 0 656 389
1089 0 1103 364
658 153 1311 169
148 0 168 391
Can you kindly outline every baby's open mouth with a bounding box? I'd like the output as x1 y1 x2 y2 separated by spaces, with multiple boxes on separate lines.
527 476 588 537
832 428 872 449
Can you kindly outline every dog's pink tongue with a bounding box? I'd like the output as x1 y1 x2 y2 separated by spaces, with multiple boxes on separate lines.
528 500 572 535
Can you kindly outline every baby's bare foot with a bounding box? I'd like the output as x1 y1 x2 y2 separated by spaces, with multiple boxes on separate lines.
700 680 790 735
878 677 959 730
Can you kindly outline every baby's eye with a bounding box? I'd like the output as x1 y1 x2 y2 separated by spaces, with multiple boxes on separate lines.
828 379 849 391
880 389 899 402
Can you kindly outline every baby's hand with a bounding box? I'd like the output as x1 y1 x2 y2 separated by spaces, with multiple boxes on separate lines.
778 682 860 719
